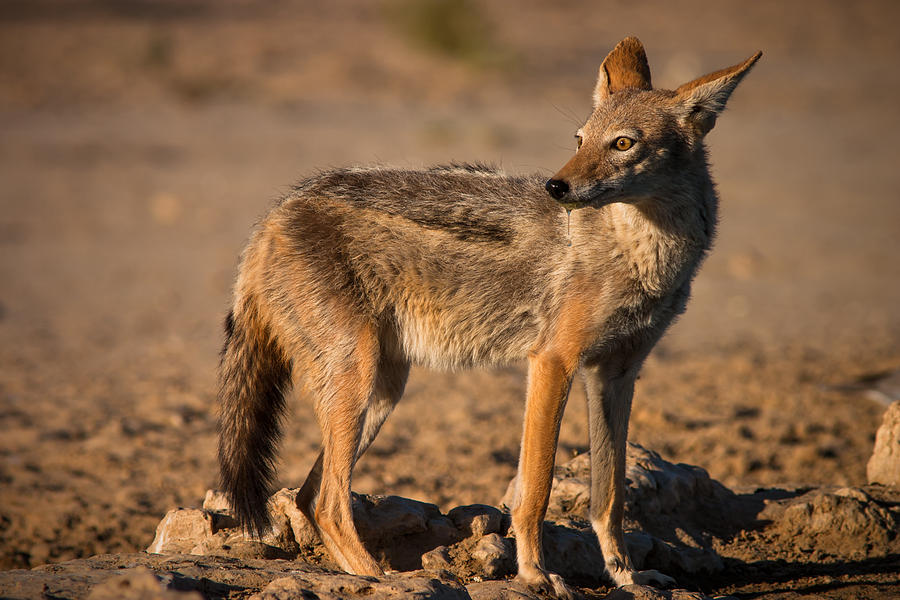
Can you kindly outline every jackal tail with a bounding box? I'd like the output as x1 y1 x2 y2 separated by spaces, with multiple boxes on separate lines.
217 301 292 537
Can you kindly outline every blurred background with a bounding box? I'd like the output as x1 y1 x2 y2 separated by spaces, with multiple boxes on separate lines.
1 0 898 571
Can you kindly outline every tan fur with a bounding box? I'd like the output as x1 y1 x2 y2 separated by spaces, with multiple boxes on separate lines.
217 38 761 597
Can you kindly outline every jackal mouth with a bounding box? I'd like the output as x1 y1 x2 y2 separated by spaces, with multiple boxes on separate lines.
562 183 617 210
558 200 585 210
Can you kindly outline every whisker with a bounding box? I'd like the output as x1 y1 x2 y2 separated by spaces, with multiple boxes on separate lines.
531 166 554 175
551 143 578 153
551 103 585 128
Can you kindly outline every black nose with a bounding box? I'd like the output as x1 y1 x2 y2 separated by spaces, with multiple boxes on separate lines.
545 178 569 200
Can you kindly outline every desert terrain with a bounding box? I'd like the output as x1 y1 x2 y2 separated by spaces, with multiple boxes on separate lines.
1 1 899 598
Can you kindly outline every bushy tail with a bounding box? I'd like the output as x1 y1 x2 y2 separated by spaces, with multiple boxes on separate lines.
217 303 292 537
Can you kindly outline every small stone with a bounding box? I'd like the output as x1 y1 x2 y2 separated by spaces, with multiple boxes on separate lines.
146 509 214 555
471 534 514 579
269 488 318 548
421 545 452 571
833 487 869 502
867 401 900 486
447 505 503 539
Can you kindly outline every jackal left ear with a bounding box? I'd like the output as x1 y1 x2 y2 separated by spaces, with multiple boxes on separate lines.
674 51 762 136
593 37 653 107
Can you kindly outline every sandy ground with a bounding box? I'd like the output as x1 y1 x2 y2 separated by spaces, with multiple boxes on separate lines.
1 1 899 597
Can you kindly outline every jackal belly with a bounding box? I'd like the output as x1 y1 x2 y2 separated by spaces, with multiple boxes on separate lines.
391 296 542 369
366 255 548 369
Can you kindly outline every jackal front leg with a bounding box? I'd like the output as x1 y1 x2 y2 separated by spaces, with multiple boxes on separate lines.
510 352 575 600
582 364 675 588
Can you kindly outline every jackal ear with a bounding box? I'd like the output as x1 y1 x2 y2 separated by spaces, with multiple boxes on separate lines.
675 51 762 136
593 37 653 107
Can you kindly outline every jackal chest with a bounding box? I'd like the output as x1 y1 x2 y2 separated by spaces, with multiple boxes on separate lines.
585 282 692 361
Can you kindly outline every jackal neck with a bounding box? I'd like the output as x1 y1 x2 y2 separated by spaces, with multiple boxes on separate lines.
606 191 716 296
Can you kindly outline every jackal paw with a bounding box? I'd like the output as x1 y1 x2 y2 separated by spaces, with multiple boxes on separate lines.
612 568 675 588
516 568 576 600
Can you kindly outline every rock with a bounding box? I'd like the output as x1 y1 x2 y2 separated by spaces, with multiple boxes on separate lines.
352 494 457 571
470 534 515 579
505 443 744 576
867 400 900 486
621 444 746 543
87 567 203 600
546 475 591 516
146 506 292 560
541 521 605 582
146 509 215 555
833 486 870 502
447 504 505 539
421 546 453 572
354 494 436 540
758 488 899 560
149 490 463 573
269 487 318 548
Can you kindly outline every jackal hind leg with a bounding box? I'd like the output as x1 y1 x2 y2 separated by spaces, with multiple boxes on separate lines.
297 350 410 519
511 352 576 600
299 327 410 575
582 363 675 588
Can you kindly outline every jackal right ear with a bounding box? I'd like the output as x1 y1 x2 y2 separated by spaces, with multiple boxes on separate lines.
593 37 653 107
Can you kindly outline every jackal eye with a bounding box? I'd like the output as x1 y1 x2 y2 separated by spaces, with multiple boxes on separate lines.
613 137 634 151
575 134 583 150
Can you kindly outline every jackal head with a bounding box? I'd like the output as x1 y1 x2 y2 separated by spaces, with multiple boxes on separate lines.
545 37 761 209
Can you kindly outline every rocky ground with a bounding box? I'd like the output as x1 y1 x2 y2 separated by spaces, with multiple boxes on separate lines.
3 438 900 599
1 1 900 598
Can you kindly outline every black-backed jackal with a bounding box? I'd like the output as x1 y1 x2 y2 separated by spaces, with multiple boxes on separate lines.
218 37 760 597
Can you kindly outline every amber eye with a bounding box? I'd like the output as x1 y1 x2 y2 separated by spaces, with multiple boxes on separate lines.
614 137 634 151
575 135 583 150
